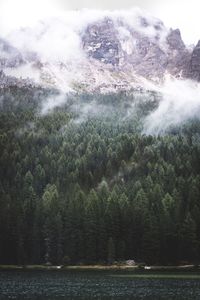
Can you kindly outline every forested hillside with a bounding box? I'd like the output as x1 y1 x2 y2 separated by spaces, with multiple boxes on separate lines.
0 86 200 265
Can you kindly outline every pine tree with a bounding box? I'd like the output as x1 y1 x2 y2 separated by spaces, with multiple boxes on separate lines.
107 237 115 264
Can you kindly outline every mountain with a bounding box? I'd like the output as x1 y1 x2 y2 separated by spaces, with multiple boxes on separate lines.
188 40 200 81
0 10 199 92
82 18 189 78
1 10 200 267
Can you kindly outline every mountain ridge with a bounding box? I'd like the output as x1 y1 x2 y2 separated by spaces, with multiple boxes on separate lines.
0 10 200 93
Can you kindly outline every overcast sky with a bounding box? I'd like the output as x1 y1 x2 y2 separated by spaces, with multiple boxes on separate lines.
0 0 199 44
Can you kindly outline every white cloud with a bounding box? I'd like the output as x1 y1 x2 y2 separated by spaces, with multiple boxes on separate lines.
0 0 199 44
143 77 200 135
4 63 41 82
41 94 67 115
4 8 169 64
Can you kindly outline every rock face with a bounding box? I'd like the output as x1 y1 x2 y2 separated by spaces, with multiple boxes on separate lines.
83 18 121 66
189 40 200 81
165 29 191 78
167 29 185 50
82 19 193 81
1 12 200 92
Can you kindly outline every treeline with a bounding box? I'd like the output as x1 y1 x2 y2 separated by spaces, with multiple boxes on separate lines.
0 86 200 265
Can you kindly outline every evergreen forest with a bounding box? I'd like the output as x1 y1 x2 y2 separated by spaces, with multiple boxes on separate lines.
0 86 200 266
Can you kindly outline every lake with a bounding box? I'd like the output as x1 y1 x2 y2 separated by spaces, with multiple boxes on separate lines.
0 270 200 299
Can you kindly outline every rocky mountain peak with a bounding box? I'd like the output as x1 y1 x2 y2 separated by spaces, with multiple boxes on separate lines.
82 17 191 81
82 17 120 66
0 11 200 92
167 28 185 50
189 40 200 81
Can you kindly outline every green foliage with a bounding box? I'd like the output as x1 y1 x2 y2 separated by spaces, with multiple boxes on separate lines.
0 86 200 265
62 255 71 266
107 237 115 264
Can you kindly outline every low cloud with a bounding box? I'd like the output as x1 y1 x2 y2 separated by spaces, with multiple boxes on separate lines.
5 8 169 65
4 63 41 83
143 77 200 135
40 93 68 115
2 9 200 133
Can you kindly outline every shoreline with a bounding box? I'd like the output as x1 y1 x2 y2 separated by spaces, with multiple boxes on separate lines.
0 264 199 272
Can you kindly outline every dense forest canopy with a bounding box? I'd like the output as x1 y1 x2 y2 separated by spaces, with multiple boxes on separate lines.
0 86 200 265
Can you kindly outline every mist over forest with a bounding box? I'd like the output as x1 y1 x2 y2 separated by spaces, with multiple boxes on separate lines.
1 9 200 266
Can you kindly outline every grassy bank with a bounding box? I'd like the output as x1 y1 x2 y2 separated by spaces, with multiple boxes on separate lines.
0 264 199 272
0 264 138 271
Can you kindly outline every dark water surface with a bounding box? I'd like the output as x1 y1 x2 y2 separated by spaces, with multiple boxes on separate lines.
0 270 200 299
